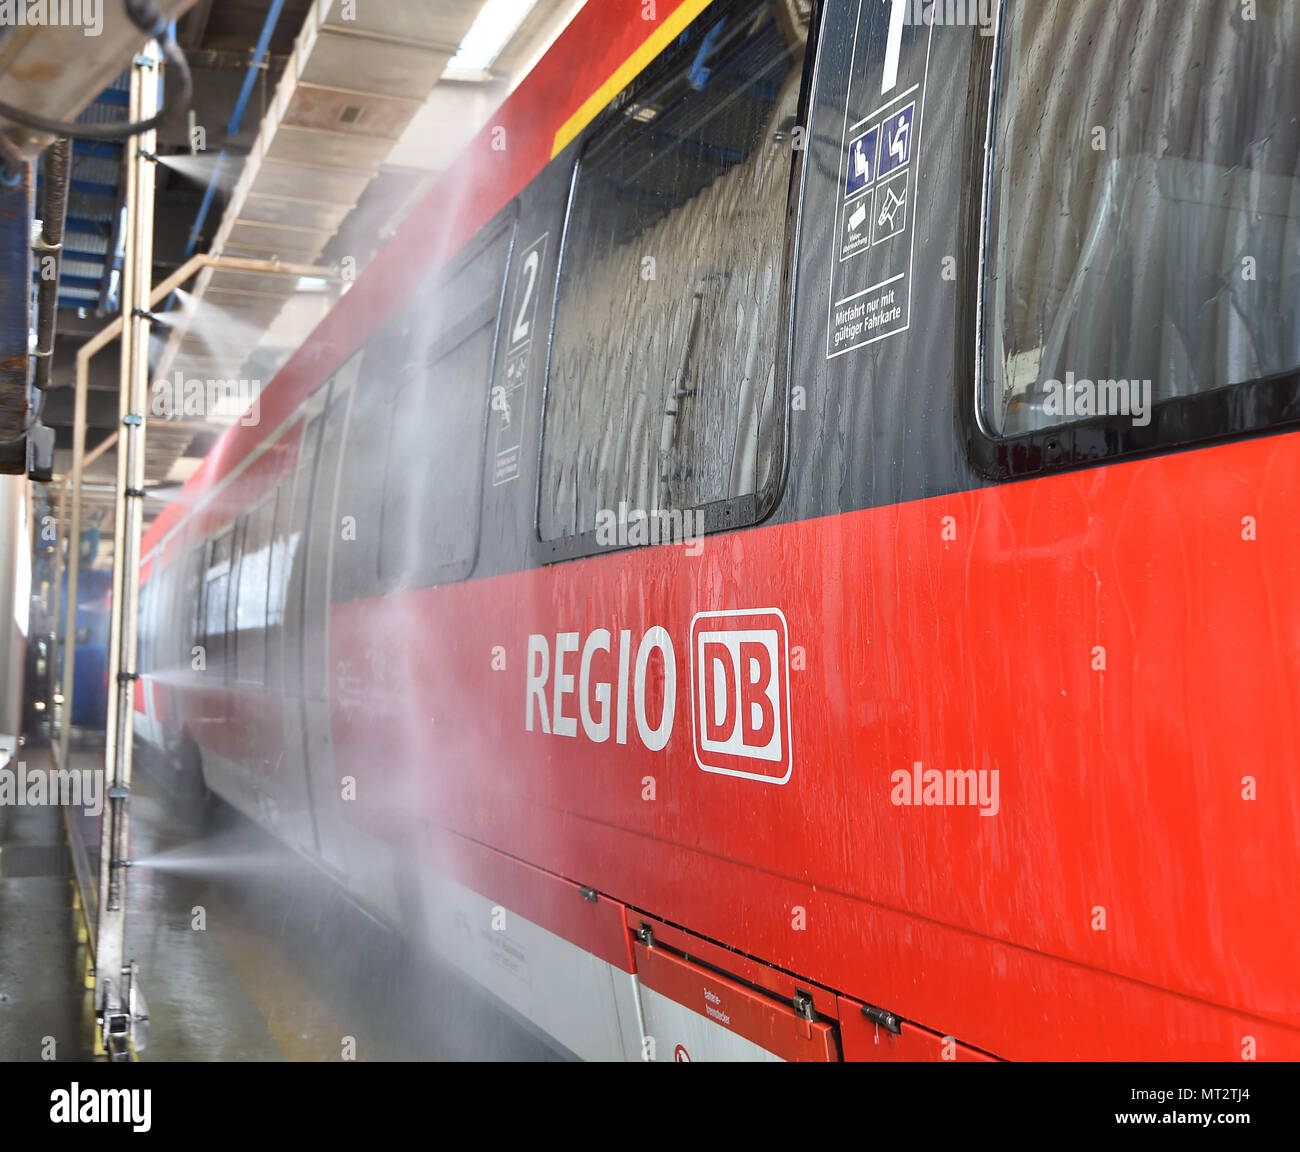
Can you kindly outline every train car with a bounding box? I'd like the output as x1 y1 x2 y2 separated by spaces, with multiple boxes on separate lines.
135 0 1300 1061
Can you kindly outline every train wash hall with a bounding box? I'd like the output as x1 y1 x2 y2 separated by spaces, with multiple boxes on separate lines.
0 0 1295 1125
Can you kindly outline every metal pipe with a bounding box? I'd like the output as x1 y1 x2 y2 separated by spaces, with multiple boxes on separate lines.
98 163 127 314
182 0 285 258
182 147 226 257
50 477 68 731
95 41 160 1053
61 315 120 768
227 0 285 137
190 254 342 280
33 138 71 392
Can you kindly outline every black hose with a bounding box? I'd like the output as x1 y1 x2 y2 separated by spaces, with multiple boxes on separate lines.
33 138 72 392
0 1 193 142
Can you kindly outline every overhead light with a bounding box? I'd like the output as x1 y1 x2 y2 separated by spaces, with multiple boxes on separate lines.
444 0 541 77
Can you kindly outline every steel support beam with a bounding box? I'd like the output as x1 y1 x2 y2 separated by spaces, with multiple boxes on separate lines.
94 42 160 1059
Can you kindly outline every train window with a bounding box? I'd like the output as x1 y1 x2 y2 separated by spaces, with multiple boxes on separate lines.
143 568 160 673
185 543 204 659
195 540 210 656
202 529 233 670
137 576 152 675
265 478 293 692
144 572 158 673
235 495 276 685
139 571 152 674
979 0 1300 461
145 564 163 673
226 516 246 681
333 377 387 604
305 387 354 699
277 412 326 700
538 0 805 552
375 220 513 587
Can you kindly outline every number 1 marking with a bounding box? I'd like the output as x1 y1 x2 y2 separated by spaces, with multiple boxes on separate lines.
882 0 906 94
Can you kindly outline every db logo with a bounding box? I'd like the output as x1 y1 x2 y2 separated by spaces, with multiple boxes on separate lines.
689 609 792 783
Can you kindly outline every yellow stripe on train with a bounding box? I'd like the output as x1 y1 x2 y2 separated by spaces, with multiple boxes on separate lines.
550 0 717 159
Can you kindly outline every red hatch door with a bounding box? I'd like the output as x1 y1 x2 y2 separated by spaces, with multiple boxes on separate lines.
634 936 839 1062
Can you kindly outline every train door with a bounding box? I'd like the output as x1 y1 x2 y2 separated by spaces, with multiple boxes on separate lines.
297 355 361 877
279 354 361 876
274 395 329 855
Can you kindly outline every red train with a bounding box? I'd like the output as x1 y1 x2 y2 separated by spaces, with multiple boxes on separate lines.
135 0 1300 1060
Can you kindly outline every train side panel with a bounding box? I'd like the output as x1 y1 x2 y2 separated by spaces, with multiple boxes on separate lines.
136 0 1300 1062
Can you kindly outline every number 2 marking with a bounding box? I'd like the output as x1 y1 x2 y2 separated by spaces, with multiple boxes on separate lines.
512 249 540 345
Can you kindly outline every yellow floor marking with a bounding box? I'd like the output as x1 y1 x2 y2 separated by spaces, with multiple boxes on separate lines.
210 911 356 1062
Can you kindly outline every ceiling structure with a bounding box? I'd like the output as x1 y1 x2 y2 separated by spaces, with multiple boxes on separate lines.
42 0 587 569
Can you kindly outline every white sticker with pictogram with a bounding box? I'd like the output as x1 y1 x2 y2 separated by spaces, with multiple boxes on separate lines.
493 233 548 486
826 0 934 358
